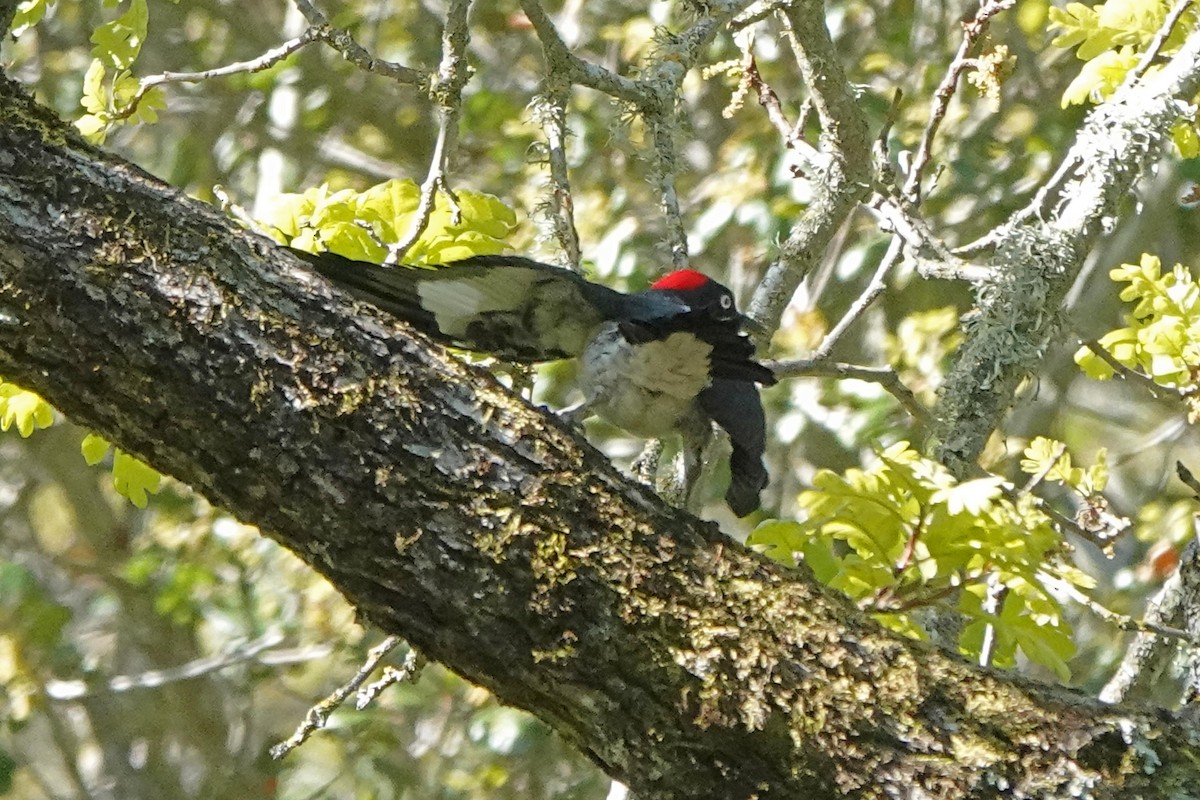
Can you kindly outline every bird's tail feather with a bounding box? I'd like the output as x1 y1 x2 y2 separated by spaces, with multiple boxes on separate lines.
293 248 441 334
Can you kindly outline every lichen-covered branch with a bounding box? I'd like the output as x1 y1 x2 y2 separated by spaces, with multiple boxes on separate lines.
933 25 1200 475
1100 539 1200 703
530 79 582 267
747 1 872 334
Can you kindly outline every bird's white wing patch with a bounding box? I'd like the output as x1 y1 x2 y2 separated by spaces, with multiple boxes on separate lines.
415 268 539 338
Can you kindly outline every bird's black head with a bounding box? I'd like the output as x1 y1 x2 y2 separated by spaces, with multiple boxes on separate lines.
651 269 740 323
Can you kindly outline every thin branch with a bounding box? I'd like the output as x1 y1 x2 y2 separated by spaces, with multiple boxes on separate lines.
868 198 995 280
809 236 904 360
519 0 651 107
1128 0 1196 83
649 110 689 269
271 635 405 759
747 2 872 334
392 0 472 260
114 8 430 122
1046 571 1200 647
356 647 425 709
1178 461 1200 499
767 357 930 424
292 0 427 86
114 27 326 120
642 14 738 270
742 54 827 170
531 79 583 268
1081 338 1183 399
902 0 1015 204
43 632 323 700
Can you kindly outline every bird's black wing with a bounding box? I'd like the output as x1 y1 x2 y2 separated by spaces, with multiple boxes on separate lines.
699 379 769 517
295 249 619 362
695 321 776 386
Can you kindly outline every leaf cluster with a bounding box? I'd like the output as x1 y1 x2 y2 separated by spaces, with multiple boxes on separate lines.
262 179 518 265
76 0 169 142
1075 254 1200 418
749 442 1094 680
1050 0 1200 154
0 378 161 507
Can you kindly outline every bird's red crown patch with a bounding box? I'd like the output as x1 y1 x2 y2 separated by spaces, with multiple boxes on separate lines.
651 269 709 291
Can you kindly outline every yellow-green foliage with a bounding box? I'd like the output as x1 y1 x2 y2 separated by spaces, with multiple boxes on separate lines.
0 380 53 437
262 179 518 264
883 306 964 405
0 562 73 721
1075 254 1200 418
749 442 1095 680
0 382 164 509
1050 0 1200 154
82 433 162 509
75 0 165 143
1020 435 1109 495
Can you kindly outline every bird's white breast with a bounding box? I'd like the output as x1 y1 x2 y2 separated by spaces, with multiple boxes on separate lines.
578 323 712 437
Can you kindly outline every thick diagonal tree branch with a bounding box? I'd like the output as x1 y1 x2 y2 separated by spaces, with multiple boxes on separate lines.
2 78 1199 799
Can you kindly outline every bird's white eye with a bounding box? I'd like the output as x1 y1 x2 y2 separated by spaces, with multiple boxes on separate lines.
719 294 734 310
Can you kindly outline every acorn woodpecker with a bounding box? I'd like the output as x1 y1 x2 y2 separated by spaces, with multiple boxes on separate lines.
295 250 775 516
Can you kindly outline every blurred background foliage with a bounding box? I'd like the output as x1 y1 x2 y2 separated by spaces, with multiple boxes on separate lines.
2 0 1200 797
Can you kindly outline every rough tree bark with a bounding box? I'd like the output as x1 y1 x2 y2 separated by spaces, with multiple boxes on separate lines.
1 77 1198 799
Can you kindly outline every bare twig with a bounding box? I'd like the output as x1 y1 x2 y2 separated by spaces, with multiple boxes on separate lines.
902 0 1015 204
114 5 430 122
392 0 472 260
292 0 427 86
1081 339 1182 399
114 27 326 120
1179 461 1200 499
356 648 425 709
1128 0 1196 83
742 55 826 169
868 199 995 281
809 237 904 360
1047 571 1200 647
44 632 328 700
271 635 405 759
767 357 930 424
